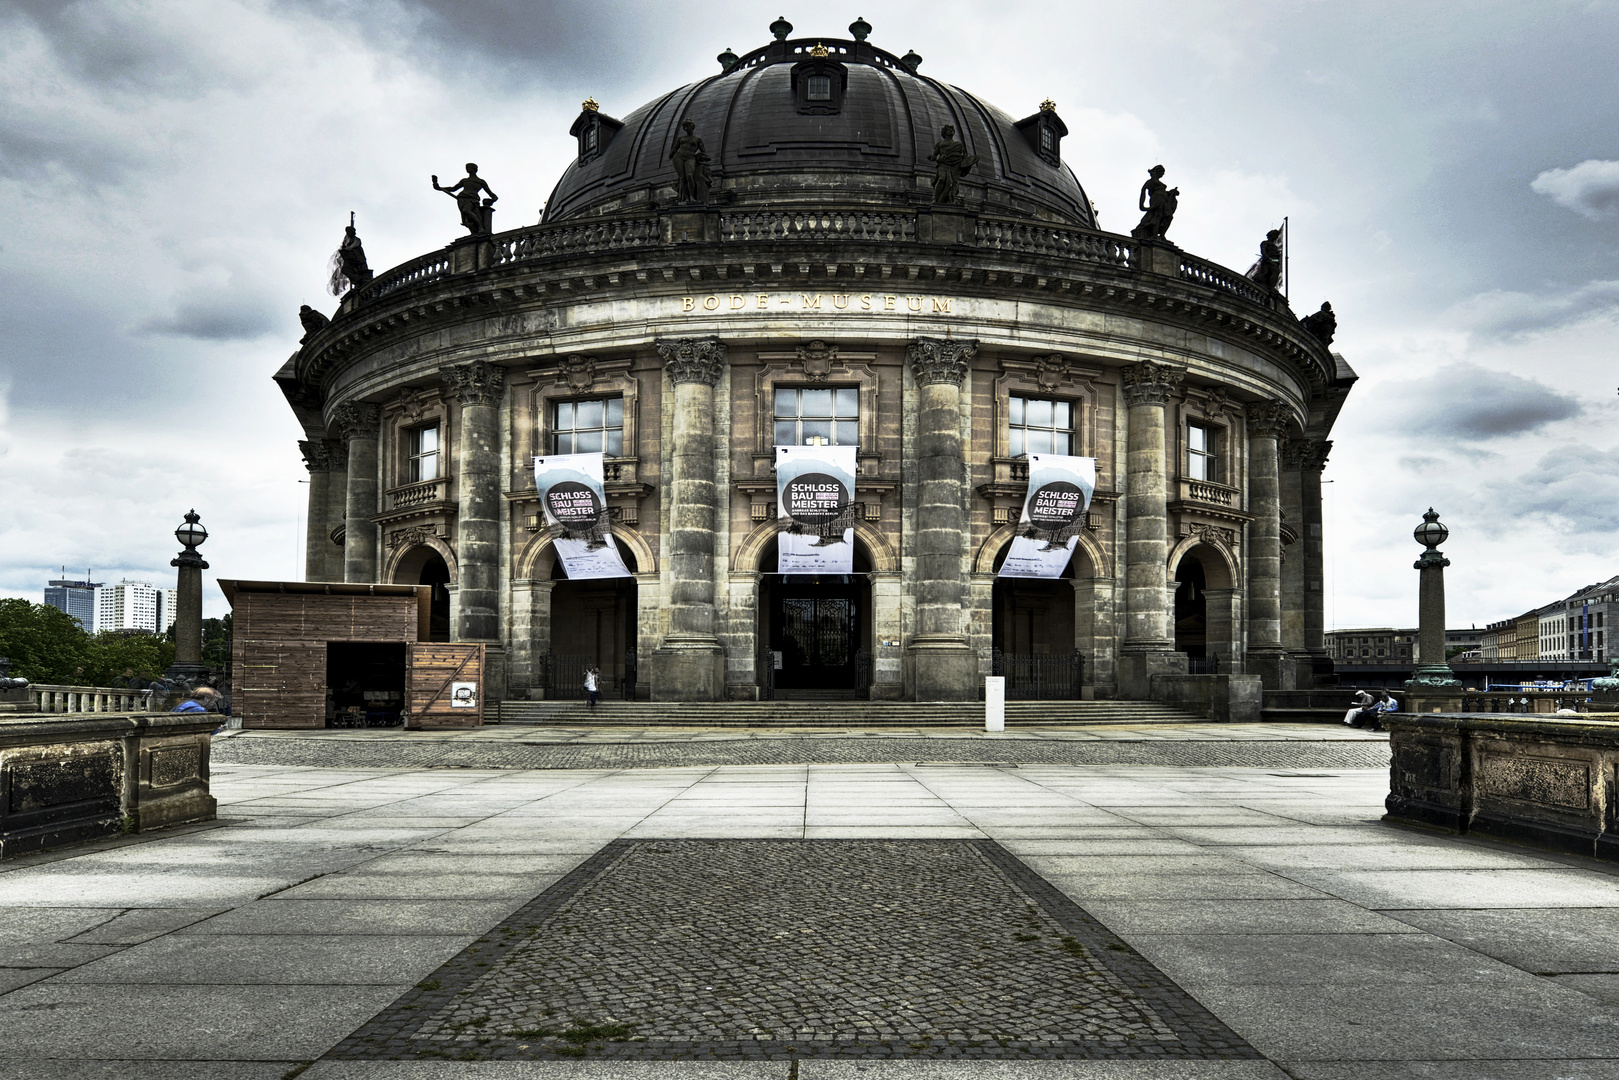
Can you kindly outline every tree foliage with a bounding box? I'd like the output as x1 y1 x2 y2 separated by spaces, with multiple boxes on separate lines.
82 632 175 686
0 599 89 683
202 614 233 673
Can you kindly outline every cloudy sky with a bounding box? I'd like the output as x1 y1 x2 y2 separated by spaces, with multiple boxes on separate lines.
1 0 1617 628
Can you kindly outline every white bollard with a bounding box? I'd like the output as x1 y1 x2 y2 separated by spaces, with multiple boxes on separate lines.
985 676 1005 732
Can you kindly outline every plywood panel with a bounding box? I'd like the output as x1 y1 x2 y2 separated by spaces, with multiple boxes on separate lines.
410 643 484 729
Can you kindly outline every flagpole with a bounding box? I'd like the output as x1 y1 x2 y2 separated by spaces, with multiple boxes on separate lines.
1283 215 1289 303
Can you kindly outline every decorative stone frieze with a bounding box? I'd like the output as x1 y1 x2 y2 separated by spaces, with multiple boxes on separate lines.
907 337 976 387
1120 359 1184 407
441 360 506 406
333 402 381 442
298 439 346 473
795 340 839 383
656 337 727 385
557 354 598 392
1034 353 1069 391
1246 400 1292 439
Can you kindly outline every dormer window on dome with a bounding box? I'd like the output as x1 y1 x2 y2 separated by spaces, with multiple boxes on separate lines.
1014 100 1067 167
791 53 848 115
569 98 623 165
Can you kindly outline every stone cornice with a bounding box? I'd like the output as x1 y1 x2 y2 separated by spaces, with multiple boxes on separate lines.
908 337 976 387
298 438 346 473
441 360 505 407
1120 358 1184 407
332 402 380 441
655 336 727 386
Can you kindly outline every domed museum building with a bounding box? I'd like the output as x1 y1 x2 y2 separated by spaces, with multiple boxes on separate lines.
279 20 1354 708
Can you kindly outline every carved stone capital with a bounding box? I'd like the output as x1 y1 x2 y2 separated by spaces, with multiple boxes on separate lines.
795 340 839 383
908 337 977 387
1120 359 1184 407
1246 400 1292 440
332 402 380 442
1278 438 1307 470
1301 439 1333 472
656 337 727 386
298 438 346 473
441 360 505 407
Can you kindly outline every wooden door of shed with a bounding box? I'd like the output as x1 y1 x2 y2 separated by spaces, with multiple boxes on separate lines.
408 643 485 729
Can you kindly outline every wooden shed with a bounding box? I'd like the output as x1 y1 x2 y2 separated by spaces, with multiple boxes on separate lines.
220 580 484 730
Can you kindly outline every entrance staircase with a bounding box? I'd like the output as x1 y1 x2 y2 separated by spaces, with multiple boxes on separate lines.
494 700 1204 727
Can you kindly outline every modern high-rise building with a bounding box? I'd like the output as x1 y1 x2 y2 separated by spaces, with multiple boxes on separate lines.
44 576 101 633
95 580 166 634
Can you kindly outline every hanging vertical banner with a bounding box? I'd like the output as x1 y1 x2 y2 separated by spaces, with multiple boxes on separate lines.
998 454 1096 579
776 444 858 574
533 452 631 579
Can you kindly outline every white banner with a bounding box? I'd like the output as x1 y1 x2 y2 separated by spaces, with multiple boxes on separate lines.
997 454 1096 579
533 452 632 579
776 444 858 574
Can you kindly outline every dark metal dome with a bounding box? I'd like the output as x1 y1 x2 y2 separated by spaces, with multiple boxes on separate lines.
543 34 1096 227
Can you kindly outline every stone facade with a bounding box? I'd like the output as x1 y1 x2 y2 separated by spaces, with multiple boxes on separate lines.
277 30 1354 703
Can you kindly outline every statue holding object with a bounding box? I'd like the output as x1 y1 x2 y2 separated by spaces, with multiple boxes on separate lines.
432 163 498 235
1130 165 1178 241
327 212 373 295
1247 228 1284 291
669 120 713 204
927 125 978 205
1300 301 1336 346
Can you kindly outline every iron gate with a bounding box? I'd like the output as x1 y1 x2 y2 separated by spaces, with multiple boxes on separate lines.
543 651 638 700
992 649 1085 700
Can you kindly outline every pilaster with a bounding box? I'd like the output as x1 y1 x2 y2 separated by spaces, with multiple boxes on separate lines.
333 402 381 584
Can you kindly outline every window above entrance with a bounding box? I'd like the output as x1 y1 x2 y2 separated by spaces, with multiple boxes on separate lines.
1008 396 1073 457
554 397 624 456
775 387 858 447
408 424 441 482
1187 423 1219 482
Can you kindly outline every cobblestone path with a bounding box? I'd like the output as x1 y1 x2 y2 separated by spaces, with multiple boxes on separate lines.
215 735 1389 772
327 839 1260 1062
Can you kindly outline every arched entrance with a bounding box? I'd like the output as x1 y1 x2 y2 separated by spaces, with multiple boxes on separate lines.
758 537 873 699
989 541 1081 698
391 544 452 642
1174 555 1207 661
1170 541 1238 673
548 538 639 699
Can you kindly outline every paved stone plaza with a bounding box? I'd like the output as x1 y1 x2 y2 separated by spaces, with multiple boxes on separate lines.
1 724 1618 1078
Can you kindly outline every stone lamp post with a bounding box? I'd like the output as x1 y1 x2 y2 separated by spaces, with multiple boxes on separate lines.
1405 508 1461 709
165 509 210 682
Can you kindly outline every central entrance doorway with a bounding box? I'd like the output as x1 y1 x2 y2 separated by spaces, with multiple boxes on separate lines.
759 538 872 699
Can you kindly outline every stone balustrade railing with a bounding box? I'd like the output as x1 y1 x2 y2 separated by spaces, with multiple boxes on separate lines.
974 219 1135 267
23 685 157 714
1178 252 1276 309
720 210 918 243
387 478 448 510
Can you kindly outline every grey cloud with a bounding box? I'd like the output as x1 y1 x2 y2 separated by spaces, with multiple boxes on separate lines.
0 120 140 186
1447 280 1619 338
1372 363 1582 441
3 1 218 96
137 290 278 341
1532 159 1619 220
1501 443 1619 535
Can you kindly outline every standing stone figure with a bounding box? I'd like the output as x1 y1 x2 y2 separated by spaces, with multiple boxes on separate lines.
927 125 978 205
328 213 373 295
1248 228 1284 291
432 163 499 235
1130 165 1178 241
669 120 713 204
1300 301 1337 346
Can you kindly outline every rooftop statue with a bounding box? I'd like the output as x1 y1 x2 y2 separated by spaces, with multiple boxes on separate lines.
1130 165 1178 241
670 120 713 205
298 304 330 343
1247 228 1284 291
433 163 499 235
327 213 373 295
927 125 978 205
1300 301 1337 346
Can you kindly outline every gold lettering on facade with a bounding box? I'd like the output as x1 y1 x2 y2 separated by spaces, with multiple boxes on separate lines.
756 293 769 309
676 294 959 315
682 297 696 312
907 296 923 312
833 294 850 309
932 298 953 313
801 293 823 309
883 295 897 311
729 294 746 310
703 295 720 311
861 294 873 310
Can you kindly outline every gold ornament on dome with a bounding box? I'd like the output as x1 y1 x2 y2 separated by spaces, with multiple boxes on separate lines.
581 96 600 112
1040 98 1056 112
810 42 830 58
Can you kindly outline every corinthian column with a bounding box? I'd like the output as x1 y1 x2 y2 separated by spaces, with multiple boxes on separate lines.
1246 401 1293 690
1280 438 1307 657
1301 440 1332 676
906 336 978 701
334 403 381 584
299 438 347 582
1116 359 1186 699
442 361 505 644
650 337 728 701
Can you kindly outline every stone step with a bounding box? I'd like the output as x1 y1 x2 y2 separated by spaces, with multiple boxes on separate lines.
493 700 1202 726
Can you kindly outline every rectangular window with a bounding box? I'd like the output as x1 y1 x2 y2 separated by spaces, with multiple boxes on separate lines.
1187 423 1218 481
554 396 624 456
1040 126 1054 152
774 386 858 446
408 424 441 482
806 75 832 101
1008 396 1073 458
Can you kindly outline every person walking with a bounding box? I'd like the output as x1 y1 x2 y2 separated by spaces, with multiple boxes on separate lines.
584 666 601 711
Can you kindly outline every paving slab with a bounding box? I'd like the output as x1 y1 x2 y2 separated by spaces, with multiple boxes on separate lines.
1381 907 1619 972
180 898 525 936
275 873 560 900
0 1063 298 1080
1287 868 1619 909
304 1062 791 1078
1076 899 1424 935
52 931 471 984
1547 973 1619 1005
1124 932 1536 986
1043 873 1329 900
66 906 229 944
1279 1061 1619 1079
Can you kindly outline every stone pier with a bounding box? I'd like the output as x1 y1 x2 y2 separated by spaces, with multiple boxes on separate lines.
1246 401 1293 690
442 362 504 643
335 402 381 584
650 338 728 701
905 338 978 702
299 438 347 583
1117 359 1187 699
